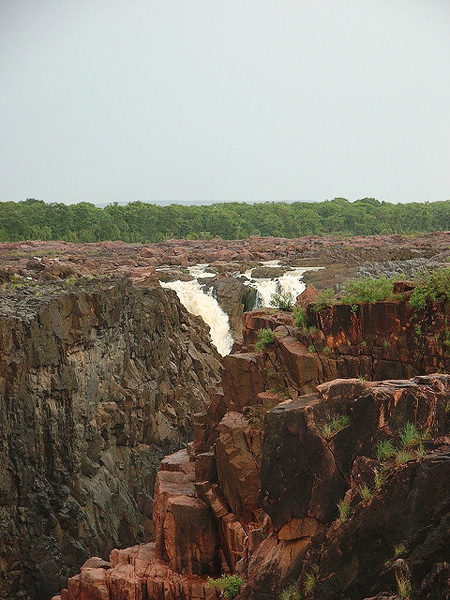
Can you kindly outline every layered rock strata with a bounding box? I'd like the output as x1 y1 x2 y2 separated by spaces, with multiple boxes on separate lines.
60 298 450 600
0 277 221 599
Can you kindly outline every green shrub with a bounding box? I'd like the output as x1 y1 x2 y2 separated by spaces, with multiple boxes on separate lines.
271 292 294 311
64 275 77 287
206 575 245 599
311 288 336 312
341 276 401 304
410 267 450 311
255 328 274 352
292 305 308 327
307 344 316 353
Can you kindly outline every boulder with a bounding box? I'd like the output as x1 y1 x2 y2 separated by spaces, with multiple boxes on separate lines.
162 495 219 575
295 285 319 310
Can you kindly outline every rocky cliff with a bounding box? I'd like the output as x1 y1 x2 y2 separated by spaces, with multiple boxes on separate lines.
0 277 221 600
58 295 450 600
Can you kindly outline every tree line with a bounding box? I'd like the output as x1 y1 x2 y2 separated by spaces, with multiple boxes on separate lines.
1 197 450 243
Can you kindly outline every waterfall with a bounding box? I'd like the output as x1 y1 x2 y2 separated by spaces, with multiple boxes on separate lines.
160 262 322 355
161 278 234 356
278 267 309 300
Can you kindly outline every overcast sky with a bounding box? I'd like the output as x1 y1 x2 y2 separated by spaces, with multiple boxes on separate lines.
1 1 449 205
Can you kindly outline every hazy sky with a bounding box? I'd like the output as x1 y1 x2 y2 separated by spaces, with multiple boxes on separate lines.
1 1 449 205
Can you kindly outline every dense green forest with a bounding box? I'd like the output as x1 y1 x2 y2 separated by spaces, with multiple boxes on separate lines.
1 198 450 243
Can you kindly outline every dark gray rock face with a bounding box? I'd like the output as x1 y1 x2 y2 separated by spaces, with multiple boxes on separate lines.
0 278 221 600
202 276 257 338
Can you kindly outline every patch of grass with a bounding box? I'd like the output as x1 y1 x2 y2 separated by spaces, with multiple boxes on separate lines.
396 573 413 599
337 498 351 523
394 542 407 557
361 340 367 347
304 570 318 593
319 414 350 439
323 345 332 355
255 328 274 352
307 344 316 353
383 339 391 348
395 449 412 465
206 575 245 599
399 422 422 449
415 325 422 337
374 470 386 490
358 484 373 501
376 439 396 462
280 583 302 600
292 306 308 328
416 444 425 458
64 275 77 287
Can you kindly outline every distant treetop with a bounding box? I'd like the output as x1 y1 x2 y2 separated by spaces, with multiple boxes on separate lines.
1 197 449 242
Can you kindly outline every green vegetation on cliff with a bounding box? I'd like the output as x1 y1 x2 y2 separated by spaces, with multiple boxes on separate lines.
2 197 450 242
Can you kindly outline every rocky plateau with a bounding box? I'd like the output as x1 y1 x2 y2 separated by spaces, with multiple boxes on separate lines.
0 235 449 600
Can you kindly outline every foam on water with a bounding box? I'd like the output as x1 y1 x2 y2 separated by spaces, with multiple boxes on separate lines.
161 262 323 355
161 278 233 356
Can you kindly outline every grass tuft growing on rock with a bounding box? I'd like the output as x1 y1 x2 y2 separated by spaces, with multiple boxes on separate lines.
376 439 396 462
280 583 302 600
358 484 373 501
399 422 423 449
304 567 318 593
319 414 350 440
395 449 412 465
396 571 413 599
337 498 351 523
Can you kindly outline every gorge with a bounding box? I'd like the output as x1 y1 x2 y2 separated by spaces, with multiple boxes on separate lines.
0 235 449 600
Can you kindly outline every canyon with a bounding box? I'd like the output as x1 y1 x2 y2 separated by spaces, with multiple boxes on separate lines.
0 235 449 600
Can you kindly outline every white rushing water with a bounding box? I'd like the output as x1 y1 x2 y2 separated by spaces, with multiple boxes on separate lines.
161 277 234 357
161 262 322 356
243 263 321 308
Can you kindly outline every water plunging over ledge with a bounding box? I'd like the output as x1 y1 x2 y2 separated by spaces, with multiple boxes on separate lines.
161 263 322 356
161 266 234 356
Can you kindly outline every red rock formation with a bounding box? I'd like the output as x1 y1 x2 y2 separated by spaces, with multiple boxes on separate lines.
59 302 450 600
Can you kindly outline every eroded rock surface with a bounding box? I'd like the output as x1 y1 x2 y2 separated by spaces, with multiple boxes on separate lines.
0 277 221 599
60 293 450 600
